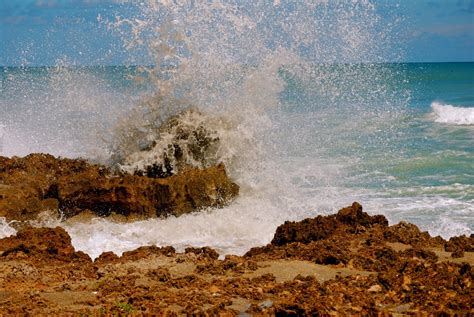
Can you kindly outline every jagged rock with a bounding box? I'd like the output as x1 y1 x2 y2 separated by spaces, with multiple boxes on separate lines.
247 203 454 273
0 226 75 257
445 235 474 253
116 108 224 177
271 215 339 246
383 221 435 247
58 163 238 218
94 251 120 265
336 202 388 228
0 154 238 221
185 247 220 260
271 202 388 246
0 203 472 315
0 226 93 271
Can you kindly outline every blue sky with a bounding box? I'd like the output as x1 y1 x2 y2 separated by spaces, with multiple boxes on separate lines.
0 0 473 66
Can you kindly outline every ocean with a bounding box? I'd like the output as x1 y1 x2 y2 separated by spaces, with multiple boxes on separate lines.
0 1 473 258
0 62 472 258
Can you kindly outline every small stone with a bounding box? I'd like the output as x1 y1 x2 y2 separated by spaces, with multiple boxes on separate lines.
402 275 411 286
209 285 220 293
351 306 363 312
451 249 464 258
368 284 382 292
259 300 273 309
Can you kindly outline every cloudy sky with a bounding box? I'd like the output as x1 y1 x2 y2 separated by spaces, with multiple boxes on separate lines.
0 0 473 66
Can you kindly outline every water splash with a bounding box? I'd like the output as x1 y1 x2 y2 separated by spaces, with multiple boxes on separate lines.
107 0 404 180
0 217 17 239
0 124 4 153
431 101 474 125
0 1 421 257
0 64 137 159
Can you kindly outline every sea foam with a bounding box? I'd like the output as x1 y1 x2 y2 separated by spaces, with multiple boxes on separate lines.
0 217 16 239
431 101 474 125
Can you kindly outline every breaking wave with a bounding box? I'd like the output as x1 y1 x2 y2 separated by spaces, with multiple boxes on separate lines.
2 1 440 257
105 0 403 182
431 102 474 125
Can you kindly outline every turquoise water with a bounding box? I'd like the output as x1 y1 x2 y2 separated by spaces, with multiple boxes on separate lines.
274 62 473 237
0 63 472 256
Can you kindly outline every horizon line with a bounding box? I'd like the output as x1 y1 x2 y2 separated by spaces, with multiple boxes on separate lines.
1 61 474 68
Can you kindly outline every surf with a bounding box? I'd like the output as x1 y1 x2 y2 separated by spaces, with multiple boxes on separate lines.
431 101 474 125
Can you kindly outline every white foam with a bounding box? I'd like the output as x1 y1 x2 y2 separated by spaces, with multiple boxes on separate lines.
0 66 135 160
0 124 31 157
431 101 474 125
0 218 17 239
61 189 291 259
10 2 468 260
364 194 474 239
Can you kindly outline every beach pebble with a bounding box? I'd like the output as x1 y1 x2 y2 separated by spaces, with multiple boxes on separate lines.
368 284 382 292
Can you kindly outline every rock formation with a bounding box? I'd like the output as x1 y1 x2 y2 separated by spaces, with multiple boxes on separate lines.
0 203 472 315
0 153 238 222
113 108 225 177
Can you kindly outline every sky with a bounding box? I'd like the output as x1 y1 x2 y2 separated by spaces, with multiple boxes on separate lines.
0 0 473 66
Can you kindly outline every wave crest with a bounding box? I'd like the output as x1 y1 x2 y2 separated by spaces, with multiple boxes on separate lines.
115 106 226 176
431 102 474 125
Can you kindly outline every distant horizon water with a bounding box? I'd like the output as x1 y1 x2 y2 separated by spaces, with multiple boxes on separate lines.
2 61 474 68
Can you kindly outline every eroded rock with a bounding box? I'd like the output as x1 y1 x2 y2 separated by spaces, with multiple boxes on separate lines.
271 202 388 246
0 203 472 315
115 108 224 177
0 154 238 222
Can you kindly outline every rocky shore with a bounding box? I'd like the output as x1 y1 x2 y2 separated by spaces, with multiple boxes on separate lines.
0 154 472 315
0 202 472 315
0 153 238 222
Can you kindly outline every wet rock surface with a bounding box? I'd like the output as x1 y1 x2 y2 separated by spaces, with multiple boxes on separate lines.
0 153 238 222
114 108 225 177
0 202 472 315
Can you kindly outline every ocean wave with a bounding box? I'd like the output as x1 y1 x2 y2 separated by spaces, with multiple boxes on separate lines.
431 101 474 125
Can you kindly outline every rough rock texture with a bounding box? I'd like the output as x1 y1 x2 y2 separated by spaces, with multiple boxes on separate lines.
446 235 474 252
0 153 238 221
0 226 75 257
0 203 472 315
271 202 388 246
115 108 224 177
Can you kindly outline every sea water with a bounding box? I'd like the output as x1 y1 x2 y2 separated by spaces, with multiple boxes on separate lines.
0 2 472 258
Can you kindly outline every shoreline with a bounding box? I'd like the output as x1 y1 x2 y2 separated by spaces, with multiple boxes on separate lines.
0 153 472 314
0 202 472 315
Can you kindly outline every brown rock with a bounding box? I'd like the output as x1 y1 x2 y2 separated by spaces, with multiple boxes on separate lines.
0 226 75 257
59 163 238 218
271 215 339 246
383 221 434 247
121 245 176 261
336 202 388 228
185 247 220 260
0 203 472 315
445 235 474 252
94 251 120 265
451 249 464 258
271 202 388 246
0 154 238 221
